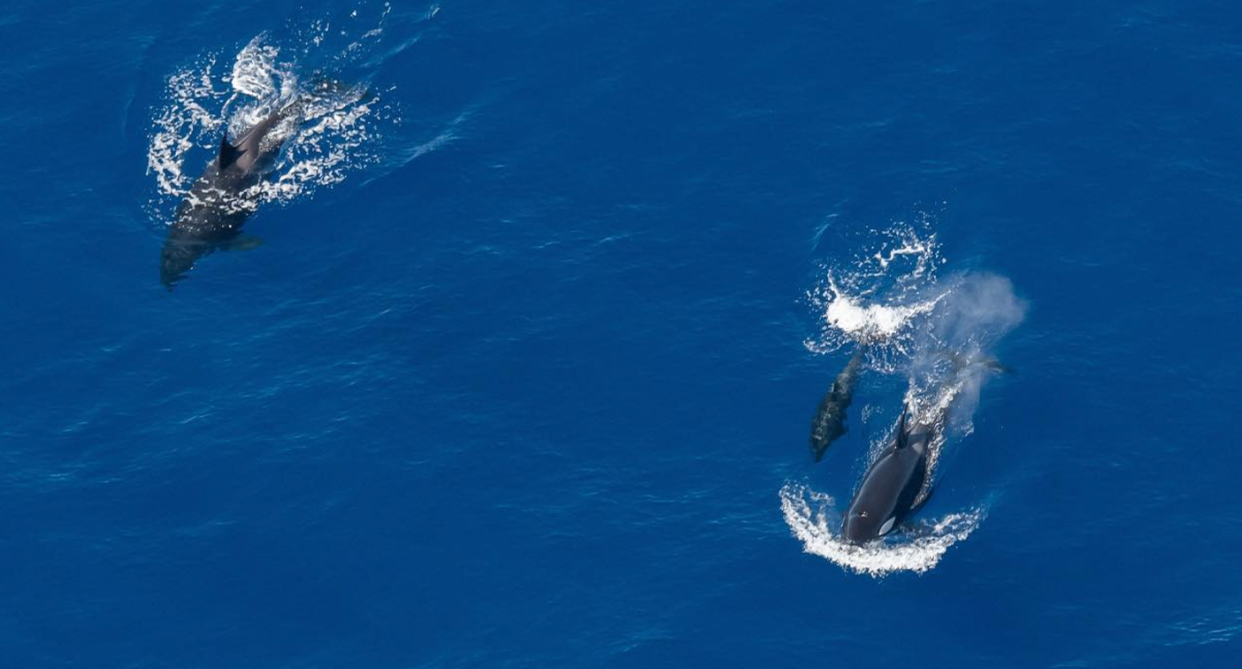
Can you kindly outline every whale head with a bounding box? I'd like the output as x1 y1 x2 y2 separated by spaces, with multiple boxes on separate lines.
842 508 896 545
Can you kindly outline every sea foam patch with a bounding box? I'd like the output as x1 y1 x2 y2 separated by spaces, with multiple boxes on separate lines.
805 222 946 370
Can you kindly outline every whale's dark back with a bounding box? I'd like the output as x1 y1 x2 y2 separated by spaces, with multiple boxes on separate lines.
841 413 934 544
159 104 300 287
809 348 865 461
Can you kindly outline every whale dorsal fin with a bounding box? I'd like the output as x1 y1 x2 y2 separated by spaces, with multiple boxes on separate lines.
894 407 910 450
218 135 244 169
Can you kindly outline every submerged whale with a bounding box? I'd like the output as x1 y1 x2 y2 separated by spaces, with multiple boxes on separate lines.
809 347 864 462
841 406 935 544
159 101 302 287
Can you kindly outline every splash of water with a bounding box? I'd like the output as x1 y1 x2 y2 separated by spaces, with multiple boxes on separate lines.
805 222 945 370
145 4 447 227
147 33 385 225
148 56 227 197
779 482 984 577
907 274 1028 434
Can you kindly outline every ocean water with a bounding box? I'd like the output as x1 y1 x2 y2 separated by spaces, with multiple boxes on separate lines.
2 0 1241 666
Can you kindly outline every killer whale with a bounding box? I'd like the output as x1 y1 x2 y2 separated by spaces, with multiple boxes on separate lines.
159 101 302 287
841 406 935 545
809 347 864 462
840 354 1007 545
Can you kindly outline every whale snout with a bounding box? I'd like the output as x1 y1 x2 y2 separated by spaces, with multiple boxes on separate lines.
842 509 898 546
842 511 878 546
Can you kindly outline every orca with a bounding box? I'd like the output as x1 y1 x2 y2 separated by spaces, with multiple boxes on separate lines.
159 101 302 287
841 407 935 545
809 347 864 462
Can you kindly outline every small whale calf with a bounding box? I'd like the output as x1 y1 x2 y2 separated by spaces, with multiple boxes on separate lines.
809 347 864 461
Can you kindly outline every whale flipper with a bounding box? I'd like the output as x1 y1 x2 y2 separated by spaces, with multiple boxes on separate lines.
943 350 1011 375
983 359 1011 374
909 485 934 514
225 235 265 251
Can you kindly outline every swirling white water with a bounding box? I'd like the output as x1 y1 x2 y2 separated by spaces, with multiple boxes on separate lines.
789 219 1025 577
804 222 945 368
779 482 985 577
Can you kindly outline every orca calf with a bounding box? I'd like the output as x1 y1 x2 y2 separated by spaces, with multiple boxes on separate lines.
809 347 864 462
159 101 302 287
841 407 935 545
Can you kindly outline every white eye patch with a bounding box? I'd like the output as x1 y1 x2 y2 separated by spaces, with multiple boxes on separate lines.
878 517 896 536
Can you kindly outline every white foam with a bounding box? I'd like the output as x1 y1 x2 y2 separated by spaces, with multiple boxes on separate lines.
145 10 429 226
822 277 946 342
804 222 945 362
146 56 227 198
779 481 984 577
229 36 283 100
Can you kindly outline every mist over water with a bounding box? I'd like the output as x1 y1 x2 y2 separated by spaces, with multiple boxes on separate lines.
908 273 1027 434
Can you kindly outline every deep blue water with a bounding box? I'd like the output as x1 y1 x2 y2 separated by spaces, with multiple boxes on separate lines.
3 0 1242 666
